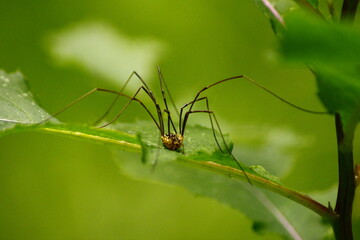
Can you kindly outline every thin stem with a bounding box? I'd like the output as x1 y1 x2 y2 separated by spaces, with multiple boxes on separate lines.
330 2 359 239
332 114 355 240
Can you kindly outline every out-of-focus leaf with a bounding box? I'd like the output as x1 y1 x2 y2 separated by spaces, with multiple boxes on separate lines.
253 0 298 35
281 13 360 65
313 67 360 130
233 125 309 178
280 13 360 130
253 0 298 20
47 21 164 89
306 0 318 8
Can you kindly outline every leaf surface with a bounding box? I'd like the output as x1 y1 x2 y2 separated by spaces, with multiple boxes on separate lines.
0 69 335 239
0 71 51 131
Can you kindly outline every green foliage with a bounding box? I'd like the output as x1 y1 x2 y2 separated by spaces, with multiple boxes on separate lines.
281 13 360 132
281 14 360 65
0 71 51 131
255 0 360 239
306 0 319 8
0 70 335 239
1 0 359 239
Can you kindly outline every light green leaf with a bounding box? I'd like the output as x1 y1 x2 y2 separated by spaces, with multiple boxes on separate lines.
0 71 51 131
281 13 360 65
0 69 337 239
114 147 335 240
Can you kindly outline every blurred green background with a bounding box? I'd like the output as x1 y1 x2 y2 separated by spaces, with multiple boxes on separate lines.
0 0 359 239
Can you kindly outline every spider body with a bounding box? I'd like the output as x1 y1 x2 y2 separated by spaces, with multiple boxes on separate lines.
161 133 183 150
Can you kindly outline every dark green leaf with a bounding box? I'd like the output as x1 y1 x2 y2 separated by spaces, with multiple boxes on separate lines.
313 67 360 130
306 0 318 8
280 13 360 130
281 13 360 65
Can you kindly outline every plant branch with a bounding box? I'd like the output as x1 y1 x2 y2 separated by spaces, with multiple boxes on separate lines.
332 2 358 238
332 114 356 239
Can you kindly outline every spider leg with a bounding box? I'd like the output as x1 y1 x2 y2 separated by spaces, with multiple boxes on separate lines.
39 88 162 132
157 66 179 117
178 96 208 134
163 109 178 134
99 86 163 134
157 66 179 135
185 75 327 125
182 105 252 185
94 71 160 125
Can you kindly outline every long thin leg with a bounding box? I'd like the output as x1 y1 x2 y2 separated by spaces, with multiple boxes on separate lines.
182 109 252 184
39 88 162 132
99 86 164 135
163 109 177 134
182 75 328 133
93 72 165 134
157 66 179 135
157 66 180 117
94 71 157 125
178 96 207 134
180 97 222 151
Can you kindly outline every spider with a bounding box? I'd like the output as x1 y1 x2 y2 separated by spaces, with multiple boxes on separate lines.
43 66 327 184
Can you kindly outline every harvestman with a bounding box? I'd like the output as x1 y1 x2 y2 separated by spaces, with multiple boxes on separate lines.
42 67 327 184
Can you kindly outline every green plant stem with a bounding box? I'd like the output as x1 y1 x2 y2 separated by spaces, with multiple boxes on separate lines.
332 114 355 240
331 2 359 238
341 0 360 22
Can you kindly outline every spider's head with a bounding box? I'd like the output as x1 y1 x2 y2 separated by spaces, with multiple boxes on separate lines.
162 133 183 151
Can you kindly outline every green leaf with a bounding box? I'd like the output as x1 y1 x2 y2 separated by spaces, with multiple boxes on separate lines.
0 71 51 131
281 13 360 65
114 147 335 240
313 67 360 131
253 0 298 21
253 0 296 34
0 70 337 239
307 0 318 8
109 121 336 238
280 13 360 132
